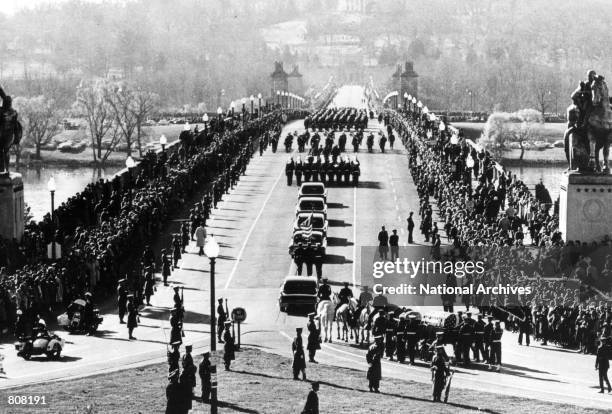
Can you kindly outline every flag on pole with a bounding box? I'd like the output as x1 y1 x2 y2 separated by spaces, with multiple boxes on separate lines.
300 211 314 239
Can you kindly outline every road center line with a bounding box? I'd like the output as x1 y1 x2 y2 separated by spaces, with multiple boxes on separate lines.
224 146 293 290
352 185 357 289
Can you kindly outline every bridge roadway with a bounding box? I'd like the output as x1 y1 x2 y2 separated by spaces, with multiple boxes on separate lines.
0 85 608 410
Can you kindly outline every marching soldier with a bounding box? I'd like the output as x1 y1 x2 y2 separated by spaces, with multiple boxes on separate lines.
459 313 474 365
395 314 407 363
167 341 181 375
351 158 360 186
199 352 212 403
366 335 384 392
292 327 307 380
292 243 306 276
384 311 397 361
307 313 321 363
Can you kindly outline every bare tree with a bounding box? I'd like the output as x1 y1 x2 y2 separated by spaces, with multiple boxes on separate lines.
73 80 118 165
481 109 543 160
105 82 138 157
13 95 61 160
131 88 159 157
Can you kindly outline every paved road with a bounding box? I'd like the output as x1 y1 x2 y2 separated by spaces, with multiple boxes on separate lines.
0 86 609 410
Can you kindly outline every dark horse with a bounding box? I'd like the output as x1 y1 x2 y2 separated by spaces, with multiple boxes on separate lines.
0 88 23 174
587 76 612 172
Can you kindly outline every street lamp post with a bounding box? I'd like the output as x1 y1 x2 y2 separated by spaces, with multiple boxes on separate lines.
204 235 220 352
159 134 167 152
257 93 262 115
203 113 209 132
250 95 254 115
276 90 280 107
47 177 56 260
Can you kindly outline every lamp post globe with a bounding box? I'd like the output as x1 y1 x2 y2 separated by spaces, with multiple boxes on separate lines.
205 235 220 352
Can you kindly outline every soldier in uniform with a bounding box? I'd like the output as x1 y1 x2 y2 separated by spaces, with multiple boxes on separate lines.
431 346 450 402
366 335 384 392
313 247 324 280
317 278 332 302
472 314 486 362
126 295 139 340
199 352 212 402
483 315 494 363
489 321 503 371
395 314 407 363
217 298 227 343
407 212 415 244
295 158 303 186
459 313 474 365
180 344 197 403
372 309 386 337
405 314 420 364
518 311 533 346
351 158 360 186
223 321 235 370
169 308 183 346
117 278 128 324
302 381 320 414
167 341 181 375
596 337 611 393
292 242 306 276
166 369 187 414
384 311 397 360
306 313 321 363
292 327 307 380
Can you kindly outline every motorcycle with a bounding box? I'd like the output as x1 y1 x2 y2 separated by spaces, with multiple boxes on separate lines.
57 299 104 334
15 332 65 360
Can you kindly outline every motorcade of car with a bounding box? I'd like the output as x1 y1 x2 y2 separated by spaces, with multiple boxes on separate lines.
289 230 327 256
295 197 327 218
278 276 319 313
298 182 327 202
293 212 328 236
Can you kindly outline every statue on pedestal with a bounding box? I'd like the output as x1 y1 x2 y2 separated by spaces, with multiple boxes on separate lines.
565 70 612 173
0 85 22 175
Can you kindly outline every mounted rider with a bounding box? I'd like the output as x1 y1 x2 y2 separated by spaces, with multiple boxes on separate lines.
317 278 332 302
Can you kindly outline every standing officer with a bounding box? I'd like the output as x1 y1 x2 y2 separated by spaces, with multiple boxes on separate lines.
126 295 139 340
292 327 307 380
483 315 494 363
223 321 235 370
217 298 227 343
458 314 473 365
472 314 486 362
286 159 295 185
199 352 212 403
295 158 303 186
378 226 389 261
307 313 321 363
431 346 451 402
302 381 320 414
407 212 415 244
166 370 186 414
169 308 183 346
518 311 533 346
117 278 128 324
405 314 420 365
366 335 384 392
180 344 197 403
167 341 181 375
395 314 407 363
389 230 399 261
489 321 503 371
596 337 611 393
384 311 397 361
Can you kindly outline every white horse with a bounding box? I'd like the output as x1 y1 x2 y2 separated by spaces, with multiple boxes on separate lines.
317 298 336 343
358 302 372 345
335 296 358 342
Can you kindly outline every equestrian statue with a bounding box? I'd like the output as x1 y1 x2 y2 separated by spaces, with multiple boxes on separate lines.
0 85 22 175
564 70 612 173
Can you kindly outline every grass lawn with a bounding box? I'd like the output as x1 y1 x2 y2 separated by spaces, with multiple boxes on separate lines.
0 348 606 414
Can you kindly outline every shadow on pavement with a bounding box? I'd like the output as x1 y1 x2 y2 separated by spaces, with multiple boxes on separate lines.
328 219 352 228
327 237 353 247
357 181 383 189
327 202 349 209
324 254 353 265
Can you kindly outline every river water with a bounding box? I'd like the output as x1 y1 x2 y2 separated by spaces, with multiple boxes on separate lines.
19 163 563 222
19 166 119 221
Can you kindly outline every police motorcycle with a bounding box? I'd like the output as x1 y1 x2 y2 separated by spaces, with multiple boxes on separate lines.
366 133 374 152
15 319 65 360
57 297 104 334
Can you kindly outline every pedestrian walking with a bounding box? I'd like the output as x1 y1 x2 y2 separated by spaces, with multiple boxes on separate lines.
195 224 206 256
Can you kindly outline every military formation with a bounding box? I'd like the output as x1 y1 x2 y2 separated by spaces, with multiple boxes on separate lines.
305 107 369 130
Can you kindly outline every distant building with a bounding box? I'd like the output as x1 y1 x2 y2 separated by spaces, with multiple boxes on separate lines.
287 65 304 95
270 61 289 100
392 60 419 101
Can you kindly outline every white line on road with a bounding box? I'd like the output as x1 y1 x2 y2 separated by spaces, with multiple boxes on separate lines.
224 153 290 290
352 185 357 289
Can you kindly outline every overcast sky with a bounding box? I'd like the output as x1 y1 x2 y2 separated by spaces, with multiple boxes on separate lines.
2 0 125 16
